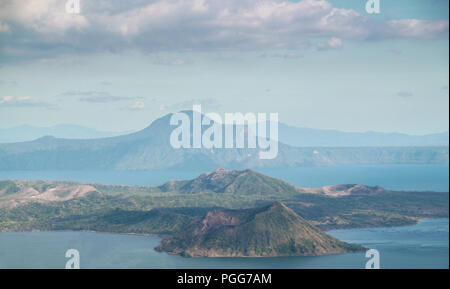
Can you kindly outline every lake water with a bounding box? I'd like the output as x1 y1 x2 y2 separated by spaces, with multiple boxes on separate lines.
0 219 447 269
0 164 448 192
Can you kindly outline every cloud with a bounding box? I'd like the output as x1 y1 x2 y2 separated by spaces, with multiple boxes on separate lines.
260 52 304 59
317 37 342 50
397 91 413 98
60 90 142 103
132 101 145 109
130 101 145 110
159 97 221 111
152 57 186 66
385 19 449 39
0 95 55 108
0 0 89 34
119 100 146 111
0 0 448 63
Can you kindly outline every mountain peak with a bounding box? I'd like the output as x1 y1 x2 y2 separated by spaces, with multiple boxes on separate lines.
35 135 57 142
161 169 297 195
208 168 234 176
267 201 288 210
156 203 365 257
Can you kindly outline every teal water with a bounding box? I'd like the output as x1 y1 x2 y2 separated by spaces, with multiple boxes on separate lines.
0 219 447 269
0 165 448 192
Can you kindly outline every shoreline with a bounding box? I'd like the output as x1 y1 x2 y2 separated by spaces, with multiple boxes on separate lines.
1 217 445 236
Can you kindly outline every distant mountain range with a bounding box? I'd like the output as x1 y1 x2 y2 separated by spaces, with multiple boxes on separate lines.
0 124 132 143
279 123 449 147
1 120 447 147
0 112 448 170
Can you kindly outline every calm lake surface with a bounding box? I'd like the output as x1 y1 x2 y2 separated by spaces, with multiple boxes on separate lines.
0 219 447 269
0 164 448 192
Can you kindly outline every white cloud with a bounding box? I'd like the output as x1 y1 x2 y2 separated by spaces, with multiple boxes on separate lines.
131 101 145 110
60 90 141 103
317 37 342 50
160 97 221 111
386 19 449 39
0 95 14 104
0 95 54 108
121 100 146 111
0 0 448 62
0 0 89 34
152 57 186 66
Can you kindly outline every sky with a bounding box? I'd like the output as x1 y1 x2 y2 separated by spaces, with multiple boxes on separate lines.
0 0 448 134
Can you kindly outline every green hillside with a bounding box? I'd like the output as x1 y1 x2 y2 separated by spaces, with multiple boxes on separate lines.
159 168 298 195
157 202 364 257
0 169 448 235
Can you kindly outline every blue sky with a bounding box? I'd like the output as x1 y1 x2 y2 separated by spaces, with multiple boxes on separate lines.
0 0 448 134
